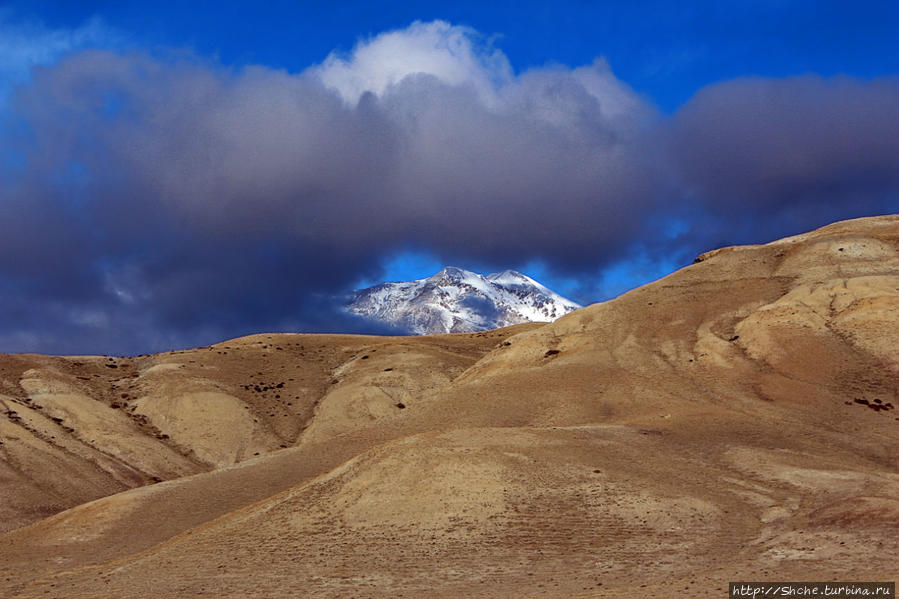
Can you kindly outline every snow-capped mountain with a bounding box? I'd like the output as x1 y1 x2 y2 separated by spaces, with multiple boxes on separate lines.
347 267 582 335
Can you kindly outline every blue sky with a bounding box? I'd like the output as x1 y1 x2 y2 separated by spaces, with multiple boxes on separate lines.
7 1 897 110
0 1 897 353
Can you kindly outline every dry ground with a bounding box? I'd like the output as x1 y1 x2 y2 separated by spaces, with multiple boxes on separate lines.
1 215 897 598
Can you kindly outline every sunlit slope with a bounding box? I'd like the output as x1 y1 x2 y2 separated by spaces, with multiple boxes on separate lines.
6 424 897 598
1 215 897 598
418 215 899 441
0 329 526 532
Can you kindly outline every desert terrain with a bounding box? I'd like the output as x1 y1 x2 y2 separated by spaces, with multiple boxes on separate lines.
1 215 897 598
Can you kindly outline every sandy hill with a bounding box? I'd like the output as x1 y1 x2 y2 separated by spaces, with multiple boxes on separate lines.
1 215 897 598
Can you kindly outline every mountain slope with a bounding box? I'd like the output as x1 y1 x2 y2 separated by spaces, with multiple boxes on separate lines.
347 266 582 334
0 328 533 534
1 215 898 598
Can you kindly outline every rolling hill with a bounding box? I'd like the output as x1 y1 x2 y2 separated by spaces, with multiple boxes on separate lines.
1 215 897 598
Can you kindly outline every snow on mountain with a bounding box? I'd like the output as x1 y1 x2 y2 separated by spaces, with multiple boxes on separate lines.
347 266 582 335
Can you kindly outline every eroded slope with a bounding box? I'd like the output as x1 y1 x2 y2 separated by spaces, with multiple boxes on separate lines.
0 328 529 533
1 215 897 598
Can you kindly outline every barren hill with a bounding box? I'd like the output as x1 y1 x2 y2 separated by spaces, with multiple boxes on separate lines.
1 216 897 598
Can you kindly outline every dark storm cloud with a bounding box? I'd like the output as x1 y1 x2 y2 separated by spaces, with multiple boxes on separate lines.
0 23 659 353
1 21 897 354
666 75 899 245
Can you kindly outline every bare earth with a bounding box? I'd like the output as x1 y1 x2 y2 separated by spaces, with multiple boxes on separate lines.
1 215 897 598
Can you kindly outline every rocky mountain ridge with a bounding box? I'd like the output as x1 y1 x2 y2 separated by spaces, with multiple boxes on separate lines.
347 266 582 334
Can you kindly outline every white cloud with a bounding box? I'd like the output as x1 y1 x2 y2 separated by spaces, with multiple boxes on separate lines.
314 20 513 106
312 19 650 137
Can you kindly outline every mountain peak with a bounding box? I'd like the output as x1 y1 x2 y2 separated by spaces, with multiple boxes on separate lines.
428 266 478 281
348 267 581 334
487 269 533 284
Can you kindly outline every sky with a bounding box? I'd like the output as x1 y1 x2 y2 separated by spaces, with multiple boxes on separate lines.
0 1 897 354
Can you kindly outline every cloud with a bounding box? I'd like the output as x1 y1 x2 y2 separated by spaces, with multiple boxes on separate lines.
0 20 897 354
316 20 513 106
0 12 119 103
666 75 899 243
